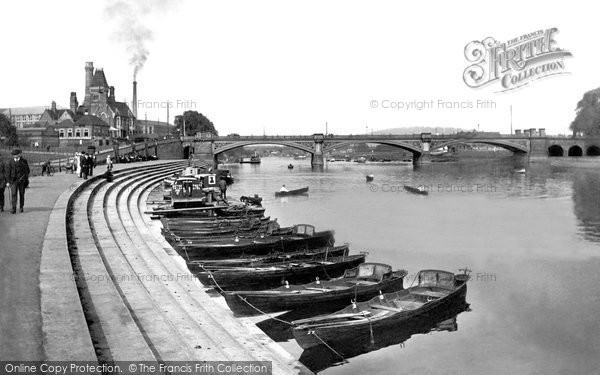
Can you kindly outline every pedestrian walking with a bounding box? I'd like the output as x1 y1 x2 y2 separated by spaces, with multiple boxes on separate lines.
89 153 95 176
218 177 228 200
106 155 113 171
0 154 6 212
6 149 30 214
74 152 81 177
81 151 89 179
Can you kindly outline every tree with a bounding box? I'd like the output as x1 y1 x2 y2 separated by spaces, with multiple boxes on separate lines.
570 88 600 135
0 113 18 146
174 111 218 136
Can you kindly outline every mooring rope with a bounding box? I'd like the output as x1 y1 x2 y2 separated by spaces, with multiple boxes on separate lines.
199 265 350 363
310 330 348 364
237 296 294 325
199 265 294 324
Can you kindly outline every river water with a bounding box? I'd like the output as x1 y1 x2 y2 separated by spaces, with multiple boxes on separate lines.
219 156 600 375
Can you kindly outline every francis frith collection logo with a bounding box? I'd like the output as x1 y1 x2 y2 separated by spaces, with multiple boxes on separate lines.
463 28 572 92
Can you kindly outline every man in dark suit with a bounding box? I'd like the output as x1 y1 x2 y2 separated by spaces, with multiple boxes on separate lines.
6 149 30 214
80 151 89 179
0 154 6 212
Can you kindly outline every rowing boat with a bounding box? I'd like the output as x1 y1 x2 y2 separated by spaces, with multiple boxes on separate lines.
195 254 366 290
223 263 407 316
404 185 428 195
189 244 350 268
275 187 309 197
291 269 469 349
174 224 335 260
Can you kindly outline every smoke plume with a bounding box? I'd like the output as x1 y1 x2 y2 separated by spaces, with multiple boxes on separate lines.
105 0 179 79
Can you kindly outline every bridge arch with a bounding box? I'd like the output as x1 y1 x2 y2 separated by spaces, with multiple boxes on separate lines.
586 145 600 156
548 145 564 157
432 139 528 153
568 145 583 157
322 140 422 156
213 140 315 155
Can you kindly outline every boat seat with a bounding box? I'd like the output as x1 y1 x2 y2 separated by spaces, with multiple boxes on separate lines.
411 290 447 298
348 280 378 286
393 300 423 310
370 304 404 312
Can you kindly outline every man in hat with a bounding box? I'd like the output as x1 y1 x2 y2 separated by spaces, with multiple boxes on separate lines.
0 154 6 212
6 149 30 214
80 151 89 179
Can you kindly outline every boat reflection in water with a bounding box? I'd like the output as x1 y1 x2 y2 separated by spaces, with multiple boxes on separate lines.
297 301 470 373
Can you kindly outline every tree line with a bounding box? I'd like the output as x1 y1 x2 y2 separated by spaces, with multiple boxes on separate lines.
571 88 600 135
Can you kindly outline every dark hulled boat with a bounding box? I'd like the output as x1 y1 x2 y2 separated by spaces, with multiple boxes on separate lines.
275 187 309 197
404 185 428 195
195 254 366 290
223 263 408 316
291 269 469 349
175 224 335 260
214 204 266 217
189 244 349 268
161 217 274 238
298 302 470 373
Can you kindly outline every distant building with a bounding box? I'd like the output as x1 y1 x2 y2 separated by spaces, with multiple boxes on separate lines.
16 126 60 148
57 114 111 147
137 119 176 139
79 62 137 138
38 101 77 127
2 106 49 128
8 61 137 147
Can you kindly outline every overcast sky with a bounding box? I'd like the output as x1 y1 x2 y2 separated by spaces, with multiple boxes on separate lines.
0 0 595 135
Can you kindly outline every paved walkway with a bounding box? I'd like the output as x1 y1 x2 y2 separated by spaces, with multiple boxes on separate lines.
0 171 81 359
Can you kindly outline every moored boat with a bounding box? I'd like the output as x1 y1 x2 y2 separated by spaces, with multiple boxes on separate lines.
189 244 350 268
275 187 309 197
291 269 469 349
404 185 428 195
298 301 470 373
240 153 261 164
175 224 335 260
223 263 408 316
195 253 367 290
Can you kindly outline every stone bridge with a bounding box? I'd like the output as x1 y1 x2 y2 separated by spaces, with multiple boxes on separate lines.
148 132 600 167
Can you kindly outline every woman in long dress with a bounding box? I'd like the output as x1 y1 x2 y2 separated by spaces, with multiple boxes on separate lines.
74 152 80 176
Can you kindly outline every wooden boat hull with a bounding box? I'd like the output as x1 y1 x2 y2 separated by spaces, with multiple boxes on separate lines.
298 302 469 373
162 221 278 239
292 271 468 349
223 270 407 316
175 230 335 260
162 216 271 227
215 206 266 217
195 254 366 290
189 244 350 268
275 187 309 197
404 185 428 195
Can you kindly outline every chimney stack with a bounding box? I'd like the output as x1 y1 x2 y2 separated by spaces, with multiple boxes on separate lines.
109 86 115 102
132 81 137 118
84 62 94 106
70 92 78 113
51 100 57 112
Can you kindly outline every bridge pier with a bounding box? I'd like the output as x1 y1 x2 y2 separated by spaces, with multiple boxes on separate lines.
311 133 325 167
414 133 432 166
413 152 431 166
